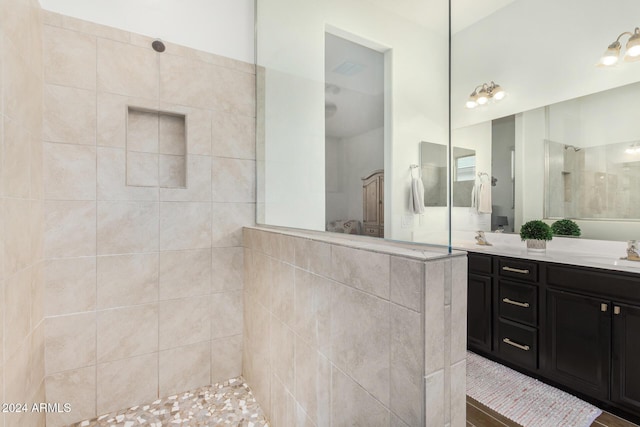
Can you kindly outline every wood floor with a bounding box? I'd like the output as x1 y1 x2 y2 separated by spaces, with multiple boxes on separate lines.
467 396 640 427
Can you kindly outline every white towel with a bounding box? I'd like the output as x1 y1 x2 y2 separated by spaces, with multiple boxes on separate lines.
477 182 492 214
411 177 425 214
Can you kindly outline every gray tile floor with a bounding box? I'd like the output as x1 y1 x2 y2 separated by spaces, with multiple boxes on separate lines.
69 377 269 427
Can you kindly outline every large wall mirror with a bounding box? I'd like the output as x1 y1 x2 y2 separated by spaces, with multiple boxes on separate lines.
450 0 640 242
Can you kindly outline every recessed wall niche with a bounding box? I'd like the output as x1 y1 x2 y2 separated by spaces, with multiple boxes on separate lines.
126 107 187 188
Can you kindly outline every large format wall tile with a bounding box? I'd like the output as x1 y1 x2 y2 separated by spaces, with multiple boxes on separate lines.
2 117 31 198
212 111 255 160
159 53 213 110
295 338 330 427
44 257 96 316
243 228 467 427
44 200 96 258
212 157 256 203
44 142 96 200
331 366 390 426
159 249 211 299
97 39 158 99
159 295 211 349
96 353 158 415
159 341 211 397
211 290 243 339
293 269 331 354
331 284 390 406
97 304 158 362
38 13 254 423
159 202 212 250
97 201 159 254
210 334 242 384
390 303 423 426
43 84 96 145
330 245 390 299
45 312 96 374
43 24 96 90
45 366 96 427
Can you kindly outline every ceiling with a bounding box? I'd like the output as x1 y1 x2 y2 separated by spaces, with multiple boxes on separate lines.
325 33 384 139
358 0 516 33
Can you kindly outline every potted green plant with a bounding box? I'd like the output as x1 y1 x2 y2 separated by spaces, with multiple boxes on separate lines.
520 220 553 251
551 219 581 237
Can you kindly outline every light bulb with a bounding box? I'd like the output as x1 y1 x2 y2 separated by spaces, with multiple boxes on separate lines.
626 148 635 154
466 100 478 109
635 147 640 154
476 87 489 105
624 30 640 61
493 89 505 100
599 42 621 66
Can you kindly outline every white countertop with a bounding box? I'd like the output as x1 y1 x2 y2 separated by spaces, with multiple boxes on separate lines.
451 232 640 275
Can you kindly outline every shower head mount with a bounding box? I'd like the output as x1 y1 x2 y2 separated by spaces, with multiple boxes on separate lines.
152 39 166 53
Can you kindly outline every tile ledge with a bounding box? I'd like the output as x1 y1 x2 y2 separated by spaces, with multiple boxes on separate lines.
244 225 464 261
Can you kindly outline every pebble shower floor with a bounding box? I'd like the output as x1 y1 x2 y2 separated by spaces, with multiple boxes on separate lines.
69 377 270 427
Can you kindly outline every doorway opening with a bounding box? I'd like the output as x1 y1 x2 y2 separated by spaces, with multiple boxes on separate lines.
324 32 385 237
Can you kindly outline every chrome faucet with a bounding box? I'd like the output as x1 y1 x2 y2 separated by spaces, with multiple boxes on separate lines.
475 231 492 246
624 240 640 261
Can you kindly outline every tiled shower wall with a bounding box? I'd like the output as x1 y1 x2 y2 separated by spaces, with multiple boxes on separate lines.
243 227 467 427
41 12 256 426
0 0 46 426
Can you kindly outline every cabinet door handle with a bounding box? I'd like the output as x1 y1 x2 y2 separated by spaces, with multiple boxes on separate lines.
502 297 530 308
601 303 608 312
502 266 530 274
614 305 621 315
503 338 530 351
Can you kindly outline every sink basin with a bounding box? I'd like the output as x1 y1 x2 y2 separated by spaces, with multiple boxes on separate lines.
576 255 640 268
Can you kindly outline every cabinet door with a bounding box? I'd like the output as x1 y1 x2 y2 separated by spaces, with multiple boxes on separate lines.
547 289 611 400
363 178 379 224
468 274 492 353
612 302 640 414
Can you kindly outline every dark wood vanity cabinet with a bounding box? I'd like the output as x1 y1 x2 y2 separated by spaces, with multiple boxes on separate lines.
467 253 493 353
467 252 640 422
546 289 611 401
612 302 640 415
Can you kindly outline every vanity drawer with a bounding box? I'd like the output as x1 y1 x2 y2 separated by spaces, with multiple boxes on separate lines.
468 253 493 275
499 258 539 283
498 319 538 370
499 280 537 326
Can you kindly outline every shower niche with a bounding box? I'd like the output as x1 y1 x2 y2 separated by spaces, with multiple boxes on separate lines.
126 107 187 188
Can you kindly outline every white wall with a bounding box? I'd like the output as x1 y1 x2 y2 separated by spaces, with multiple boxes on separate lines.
453 0 640 129
258 0 448 237
38 0 255 63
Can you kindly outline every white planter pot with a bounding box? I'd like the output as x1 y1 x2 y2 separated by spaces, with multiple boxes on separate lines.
526 239 547 252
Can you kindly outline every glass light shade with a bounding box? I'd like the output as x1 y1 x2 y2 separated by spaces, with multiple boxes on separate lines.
466 99 478 109
635 147 640 153
492 86 505 100
626 147 635 154
600 42 621 66
624 32 640 61
476 88 489 105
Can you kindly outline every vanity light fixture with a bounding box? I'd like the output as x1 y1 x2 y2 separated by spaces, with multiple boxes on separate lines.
599 27 640 66
466 81 505 109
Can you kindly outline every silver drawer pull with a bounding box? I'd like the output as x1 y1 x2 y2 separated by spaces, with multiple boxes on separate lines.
502 266 530 274
503 338 530 351
502 298 530 308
